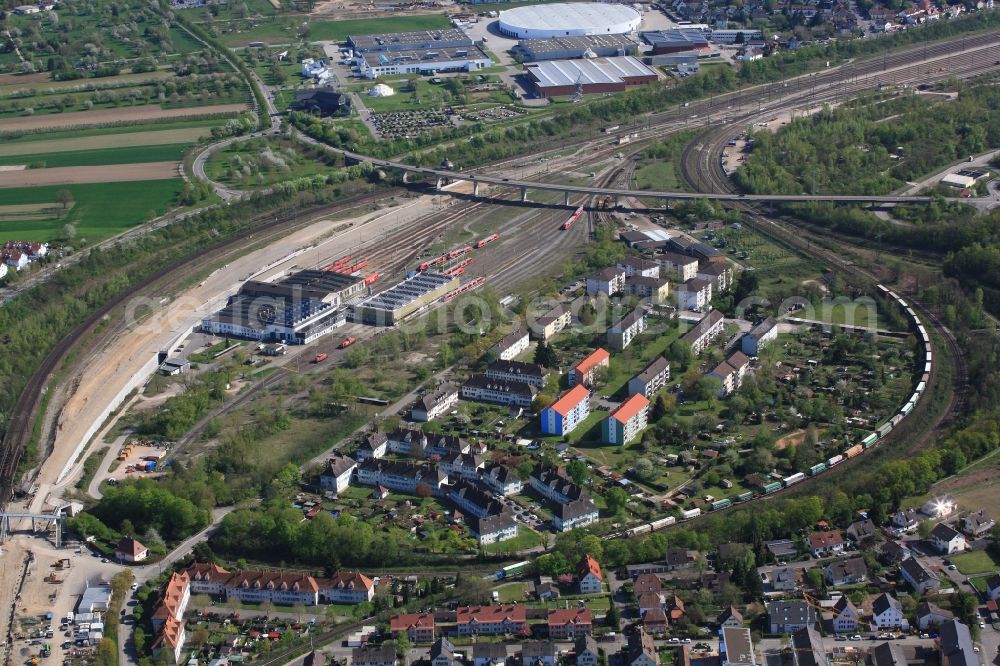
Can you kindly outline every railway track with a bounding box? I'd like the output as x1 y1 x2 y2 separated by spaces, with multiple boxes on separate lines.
0 188 404 507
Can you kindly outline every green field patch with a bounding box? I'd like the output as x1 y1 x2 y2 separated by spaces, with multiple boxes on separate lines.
0 69 176 96
635 161 683 191
220 15 451 46
0 180 184 242
205 137 337 188
0 127 212 157
1 118 226 145
0 201 73 221
0 144 192 168
950 551 1000 576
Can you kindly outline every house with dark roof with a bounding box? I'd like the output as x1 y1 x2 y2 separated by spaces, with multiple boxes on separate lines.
790 627 828 666
356 432 388 461
481 464 523 496
292 88 352 117
832 596 859 633
431 638 461 666
681 309 725 355
879 540 911 564
960 508 995 538
768 600 816 634
553 498 599 532
522 642 558 666
576 635 600 666
939 620 978 666
412 384 459 422
586 267 626 296
471 512 518 545
473 643 508 666
931 523 966 554
718 606 743 628
872 593 907 630
916 601 954 630
869 642 907 666
741 318 777 356
665 548 699 571
485 360 547 388
462 374 537 408
319 453 357 493
628 356 670 398
608 307 647 351
490 328 530 362
352 645 397 666
624 627 659 666
722 626 757 666
900 557 939 596
824 557 868 586
846 519 877 544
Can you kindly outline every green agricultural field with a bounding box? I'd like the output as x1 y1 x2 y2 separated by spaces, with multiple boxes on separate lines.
0 144 192 168
220 15 452 46
0 180 185 242
0 118 226 145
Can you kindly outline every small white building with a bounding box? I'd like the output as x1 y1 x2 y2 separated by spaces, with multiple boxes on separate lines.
368 83 396 97
930 523 966 554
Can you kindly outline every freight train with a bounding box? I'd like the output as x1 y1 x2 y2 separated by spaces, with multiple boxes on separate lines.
611 284 931 540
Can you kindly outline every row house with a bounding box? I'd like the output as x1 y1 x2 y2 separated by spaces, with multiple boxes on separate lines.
412 384 459 422
530 467 588 504
659 251 699 282
319 453 357 494
357 459 448 495
707 351 751 397
431 638 460 666
586 267 626 297
320 572 375 604
681 309 724 355
628 356 670 399
480 464 523 496
426 434 471 458
569 348 610 387
455 605 528 636
540 385 590 436
473 644 507 666
608 307 647 351
390 612 436 643
576 636 600 666
485 360 547 388
547 608 592 639
618 257 660 279
522 642 558 666
626 276 670 304
535 304 572 341
472 512 518 545
697 261 732 293
603 393 649 445
491 328 530 362
225 569 320 606
553 498 599 531
448 480 505 518
462 374 537 408
151 571 190 629
438 453 485 481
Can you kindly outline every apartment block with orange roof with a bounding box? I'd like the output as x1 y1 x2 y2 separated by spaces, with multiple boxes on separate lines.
540 385 591 436
602 393 649 445
568 348 610 387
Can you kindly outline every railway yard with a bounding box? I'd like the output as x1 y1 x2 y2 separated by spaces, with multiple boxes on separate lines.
0 8 999 666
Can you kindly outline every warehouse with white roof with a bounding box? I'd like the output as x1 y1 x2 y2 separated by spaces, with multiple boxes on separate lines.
525 56 657 97
497 2 642 39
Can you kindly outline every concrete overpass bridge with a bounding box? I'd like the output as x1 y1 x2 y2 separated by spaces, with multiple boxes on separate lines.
341 149 934 208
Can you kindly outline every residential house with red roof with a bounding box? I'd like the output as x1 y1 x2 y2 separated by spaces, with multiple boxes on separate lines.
390 613 436 643
225 569 320 606
547 608 592 639
114 536 148 563
319 572 375 604
151 572 191 664
577 554 604 594
455 605 528 636
808 530 845 558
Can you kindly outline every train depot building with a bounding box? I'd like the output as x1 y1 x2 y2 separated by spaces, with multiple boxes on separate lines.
524 56 658 97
